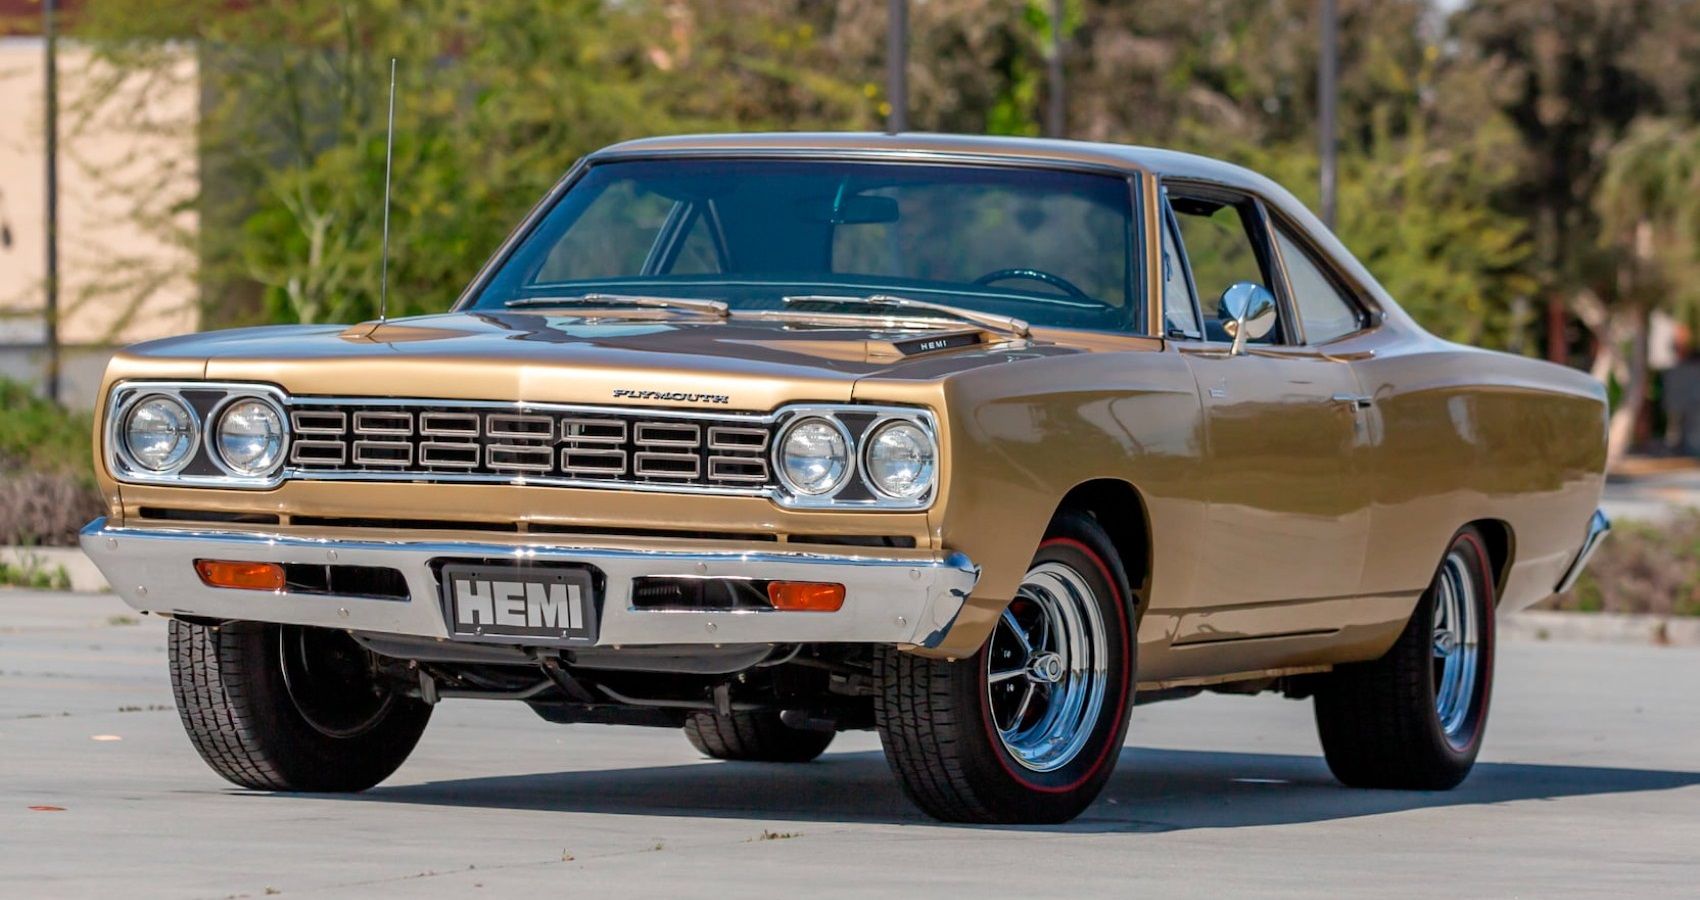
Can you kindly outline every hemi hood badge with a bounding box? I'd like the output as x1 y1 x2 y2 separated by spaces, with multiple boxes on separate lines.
612 389 730 405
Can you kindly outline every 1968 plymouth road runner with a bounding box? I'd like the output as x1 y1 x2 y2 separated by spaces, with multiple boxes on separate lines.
81 133 1610 823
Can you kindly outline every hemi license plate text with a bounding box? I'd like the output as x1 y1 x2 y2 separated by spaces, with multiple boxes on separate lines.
440 563 599 642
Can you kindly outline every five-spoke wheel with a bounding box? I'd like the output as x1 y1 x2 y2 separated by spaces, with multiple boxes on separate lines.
986 563 1111 773
1314 526 1496 789
875 511 1135 823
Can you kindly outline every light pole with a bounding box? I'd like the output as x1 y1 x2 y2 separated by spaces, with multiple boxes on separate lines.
43 0 61 404
886 0 908 134
1046 0 1065 138
1317 0 1338 229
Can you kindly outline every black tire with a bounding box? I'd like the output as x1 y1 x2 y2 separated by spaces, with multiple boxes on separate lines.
1314 526 1497 790
874 511 1136 824
682 711 835 762
169 619 432 792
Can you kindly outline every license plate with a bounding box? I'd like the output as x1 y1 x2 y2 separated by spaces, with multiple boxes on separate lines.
440 564 598 642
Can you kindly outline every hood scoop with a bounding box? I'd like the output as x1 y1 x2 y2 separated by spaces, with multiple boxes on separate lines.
886 330 986 358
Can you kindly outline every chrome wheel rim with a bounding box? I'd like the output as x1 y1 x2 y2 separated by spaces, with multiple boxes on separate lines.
1432 550 1480 748
986 561 1110 773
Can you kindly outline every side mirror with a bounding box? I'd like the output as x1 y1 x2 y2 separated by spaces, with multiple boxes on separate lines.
1218 282 1277 355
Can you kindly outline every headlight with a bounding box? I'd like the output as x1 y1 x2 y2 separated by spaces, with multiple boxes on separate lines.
776 417 851 496
122 395 197 473
863 420 936 500
215 398 286 476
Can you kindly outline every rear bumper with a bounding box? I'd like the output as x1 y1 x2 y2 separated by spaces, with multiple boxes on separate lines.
79 518 979 649
1553 508 1612 594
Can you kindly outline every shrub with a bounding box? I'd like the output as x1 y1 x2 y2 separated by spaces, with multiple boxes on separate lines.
0 379 103 546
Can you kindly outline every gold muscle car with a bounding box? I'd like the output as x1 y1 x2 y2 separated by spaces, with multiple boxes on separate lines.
81 133 1610 824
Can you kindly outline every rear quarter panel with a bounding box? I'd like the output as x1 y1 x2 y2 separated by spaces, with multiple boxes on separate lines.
1352 328 1608 613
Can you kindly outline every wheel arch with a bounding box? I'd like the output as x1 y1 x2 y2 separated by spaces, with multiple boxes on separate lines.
1051 478 1152 616
1461 517 1515 601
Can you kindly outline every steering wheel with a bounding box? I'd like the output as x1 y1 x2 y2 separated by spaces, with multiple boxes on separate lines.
972 267 1093 302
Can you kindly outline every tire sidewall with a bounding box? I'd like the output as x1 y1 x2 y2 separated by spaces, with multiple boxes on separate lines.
1427 528 1496 765
958 515 1136 819
184 621 430 791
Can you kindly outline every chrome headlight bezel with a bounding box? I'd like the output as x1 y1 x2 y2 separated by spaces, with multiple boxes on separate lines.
769 404 940 510
105 382 292 488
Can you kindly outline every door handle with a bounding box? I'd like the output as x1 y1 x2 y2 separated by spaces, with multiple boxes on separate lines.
1330 392 1373 410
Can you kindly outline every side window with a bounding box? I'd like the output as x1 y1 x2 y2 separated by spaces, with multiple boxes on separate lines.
1160 207 1200 337
1272 223 1364 344
1169 194 1278 344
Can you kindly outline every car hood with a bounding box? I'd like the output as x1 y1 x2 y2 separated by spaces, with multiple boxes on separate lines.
119 311 1082 410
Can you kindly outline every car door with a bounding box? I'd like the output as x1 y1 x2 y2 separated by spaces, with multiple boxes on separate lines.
1159 185 1374 661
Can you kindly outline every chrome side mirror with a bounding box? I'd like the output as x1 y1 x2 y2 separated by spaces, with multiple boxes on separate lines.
1218 282 1277 355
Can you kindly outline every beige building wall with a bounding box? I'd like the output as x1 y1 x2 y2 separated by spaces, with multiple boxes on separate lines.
0 37 198 351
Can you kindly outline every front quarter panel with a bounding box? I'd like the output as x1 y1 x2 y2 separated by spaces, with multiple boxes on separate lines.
862 339 1206 659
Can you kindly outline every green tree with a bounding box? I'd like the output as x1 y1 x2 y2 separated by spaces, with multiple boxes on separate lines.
76 0 880 326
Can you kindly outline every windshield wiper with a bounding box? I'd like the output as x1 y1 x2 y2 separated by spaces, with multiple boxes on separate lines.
504 293 729 317
782 294 1030 338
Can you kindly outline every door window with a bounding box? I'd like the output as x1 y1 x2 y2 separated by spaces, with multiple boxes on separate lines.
1160 207 1201 337
1169 194 1279 344
1272 222 1364 344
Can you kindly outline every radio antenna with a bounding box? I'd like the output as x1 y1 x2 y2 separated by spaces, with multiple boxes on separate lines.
378 57 396 325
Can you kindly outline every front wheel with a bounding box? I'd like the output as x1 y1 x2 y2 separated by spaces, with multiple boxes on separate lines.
875 511 1136 824
1313 526 1496 789
169 620 431 792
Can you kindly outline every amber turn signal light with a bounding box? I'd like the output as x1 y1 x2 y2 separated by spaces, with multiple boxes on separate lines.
766 581 846 612
194 559 285 592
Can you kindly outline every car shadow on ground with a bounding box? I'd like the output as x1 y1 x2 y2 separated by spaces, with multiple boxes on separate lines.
342 747 1700 833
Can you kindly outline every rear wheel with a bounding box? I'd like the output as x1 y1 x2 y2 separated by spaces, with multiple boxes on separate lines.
874 511 1136 824
683 710 835 762
1314 527 1496 789
169 619 431 792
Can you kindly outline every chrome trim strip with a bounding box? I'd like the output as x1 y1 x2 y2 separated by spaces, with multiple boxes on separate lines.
1554 509 1612 594
288 393 775 422
80 518 980 650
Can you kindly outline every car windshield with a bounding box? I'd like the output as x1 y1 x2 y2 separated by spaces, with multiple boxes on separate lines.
467 159 1142 332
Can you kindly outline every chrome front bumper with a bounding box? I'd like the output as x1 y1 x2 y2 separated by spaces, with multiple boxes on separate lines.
1554 508 1612 594
79 518 979 649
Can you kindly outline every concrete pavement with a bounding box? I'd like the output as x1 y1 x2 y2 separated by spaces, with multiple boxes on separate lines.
3 590 1697 898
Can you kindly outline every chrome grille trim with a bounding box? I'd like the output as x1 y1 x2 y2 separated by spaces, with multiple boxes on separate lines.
487 414 554 439
419 441 479 468
632 451 701 480
291 411 347 435
289 440 347 466
351 439 413 467
420 412 479 437
708 425 769 452
353 411 413 436
634 422 701 447
285 399 773 492
561 418 627 444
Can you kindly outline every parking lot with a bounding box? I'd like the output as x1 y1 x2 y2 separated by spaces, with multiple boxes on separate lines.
3 589 1697 898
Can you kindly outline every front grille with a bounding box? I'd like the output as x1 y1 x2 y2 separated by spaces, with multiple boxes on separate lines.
285 401 774 493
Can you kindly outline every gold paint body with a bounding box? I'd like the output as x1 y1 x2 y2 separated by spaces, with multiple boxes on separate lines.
91 134 1607 686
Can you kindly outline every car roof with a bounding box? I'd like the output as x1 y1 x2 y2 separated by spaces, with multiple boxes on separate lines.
590 132 1273 188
